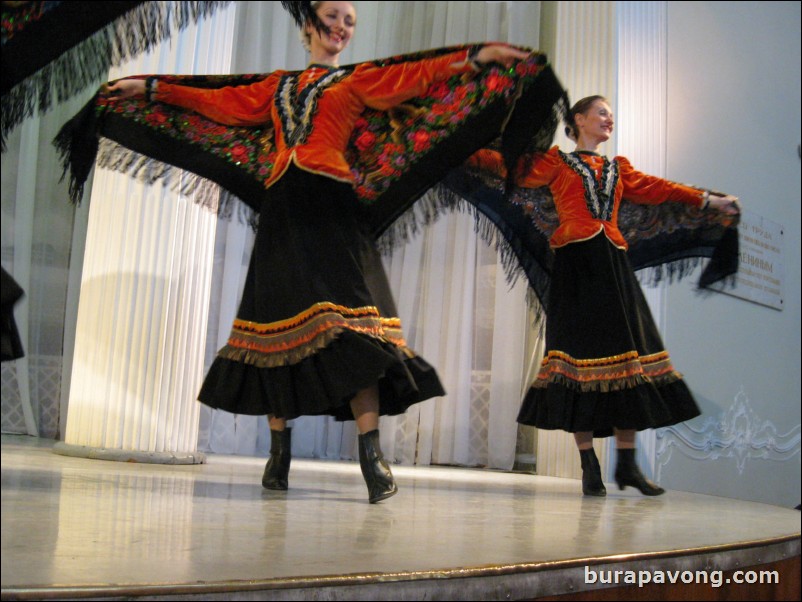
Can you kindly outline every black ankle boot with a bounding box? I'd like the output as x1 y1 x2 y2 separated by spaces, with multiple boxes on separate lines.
262 428 292 490
579 448 606 496
358 429 397 503
614 448 665 496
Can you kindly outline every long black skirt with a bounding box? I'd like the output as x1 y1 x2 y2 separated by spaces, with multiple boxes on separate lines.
1 267 25 361
517 233 701 437
198 167 445 420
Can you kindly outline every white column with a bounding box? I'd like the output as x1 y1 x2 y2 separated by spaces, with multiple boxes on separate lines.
54 175 216 464
53 4 237 464
548 0 618 153
616 1 669 481
535 0 669 482
536 0 618 480
617 2 667 176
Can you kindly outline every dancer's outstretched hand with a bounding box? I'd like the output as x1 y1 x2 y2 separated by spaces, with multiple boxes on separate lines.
708 193 741 215
104 79 145 100
474 44 532 68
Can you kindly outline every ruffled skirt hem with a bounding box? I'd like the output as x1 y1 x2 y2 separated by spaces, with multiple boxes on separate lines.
198 330 445 421
517 377 701 438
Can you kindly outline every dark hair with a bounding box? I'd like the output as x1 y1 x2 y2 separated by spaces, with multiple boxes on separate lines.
297 1 325 51
564 95 607 141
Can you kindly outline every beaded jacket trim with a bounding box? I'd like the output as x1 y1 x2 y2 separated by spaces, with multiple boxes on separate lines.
276 67 351 147
559 151 619 222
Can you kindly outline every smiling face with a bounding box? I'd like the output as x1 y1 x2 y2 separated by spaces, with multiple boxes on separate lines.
575 99 615 146
305 1 356 61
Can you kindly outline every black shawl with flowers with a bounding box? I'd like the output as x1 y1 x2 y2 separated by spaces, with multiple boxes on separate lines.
1 1 232 150
418 166 740 316
55 45 567 237
53 44 737 317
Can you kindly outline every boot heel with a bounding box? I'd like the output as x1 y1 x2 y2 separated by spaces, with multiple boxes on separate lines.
358 429 398 503
579 448 606 497
262 428 292 490
614 448 665 496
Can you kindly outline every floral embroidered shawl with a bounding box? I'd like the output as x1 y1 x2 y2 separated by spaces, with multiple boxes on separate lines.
1 1 232 150
54 45 567 238
426 166 740 316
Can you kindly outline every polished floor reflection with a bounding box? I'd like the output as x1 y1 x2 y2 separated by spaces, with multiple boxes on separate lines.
1 434 799 599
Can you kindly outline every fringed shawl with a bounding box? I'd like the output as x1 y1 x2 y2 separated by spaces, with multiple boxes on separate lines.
51 42 737 319
1 0 232 149
420 166 740 316
54 46 568 238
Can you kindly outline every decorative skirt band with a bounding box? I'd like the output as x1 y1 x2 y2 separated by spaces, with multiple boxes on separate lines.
221 302 407 368
531 349 683 392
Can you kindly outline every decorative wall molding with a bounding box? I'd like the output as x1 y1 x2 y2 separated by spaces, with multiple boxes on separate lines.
1 355 61 438
655 387 801 478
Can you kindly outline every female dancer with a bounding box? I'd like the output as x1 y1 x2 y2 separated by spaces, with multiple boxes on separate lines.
106 1 530 502
470 95 739 496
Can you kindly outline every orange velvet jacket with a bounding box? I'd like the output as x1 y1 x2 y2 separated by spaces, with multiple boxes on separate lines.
156 49 473 191
469 146 705 250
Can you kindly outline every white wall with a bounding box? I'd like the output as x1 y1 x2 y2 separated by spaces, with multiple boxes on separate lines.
658 1 801 508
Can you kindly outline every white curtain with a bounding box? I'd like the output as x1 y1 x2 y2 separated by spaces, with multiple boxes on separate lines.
1 78 94 440
2 4 239 442
2 2 545 471
197 1 543 470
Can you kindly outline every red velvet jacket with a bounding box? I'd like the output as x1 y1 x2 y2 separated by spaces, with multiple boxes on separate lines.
470 146 705 250
157 49 473 191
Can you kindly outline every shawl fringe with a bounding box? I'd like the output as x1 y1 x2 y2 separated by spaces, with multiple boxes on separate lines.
377 182 551 336
407 165 742 317
377 182 549 325
94 139 258 227
2 1 232 150
377 177 736 329
636 257 738 292
53 47 566 234
52 92 257 226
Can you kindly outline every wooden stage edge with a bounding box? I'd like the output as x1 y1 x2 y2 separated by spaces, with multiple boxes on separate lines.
2 535 799 601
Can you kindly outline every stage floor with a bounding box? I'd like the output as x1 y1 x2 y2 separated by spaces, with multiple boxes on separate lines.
1 434 799 600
